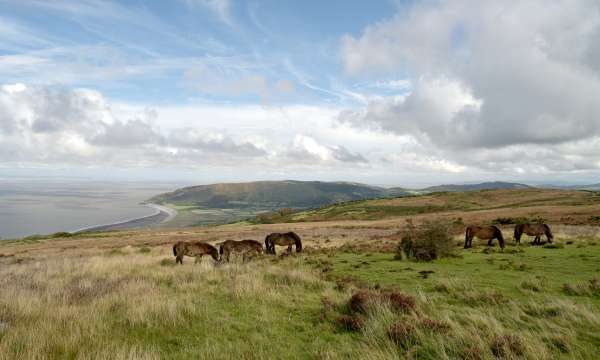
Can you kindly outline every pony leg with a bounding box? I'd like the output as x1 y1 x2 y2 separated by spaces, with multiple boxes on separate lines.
465 236 472 248
176 256 183 264
287 245 292 254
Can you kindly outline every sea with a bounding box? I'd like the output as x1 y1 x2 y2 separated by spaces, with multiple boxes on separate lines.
0 179 180 240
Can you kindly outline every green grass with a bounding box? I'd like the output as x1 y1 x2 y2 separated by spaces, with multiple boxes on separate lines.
325 244 600 301
313 242 600 358
3 235 600 358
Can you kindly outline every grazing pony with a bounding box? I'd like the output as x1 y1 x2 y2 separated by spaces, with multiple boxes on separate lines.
514 223 553 245
464 225 505 249
264 232 302 255
219 239 264 262
172 241 219 264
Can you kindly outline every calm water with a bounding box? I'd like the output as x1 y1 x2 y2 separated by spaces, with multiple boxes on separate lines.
0 180 179 240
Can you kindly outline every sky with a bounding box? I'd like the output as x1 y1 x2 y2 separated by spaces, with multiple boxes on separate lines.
0 0 599 187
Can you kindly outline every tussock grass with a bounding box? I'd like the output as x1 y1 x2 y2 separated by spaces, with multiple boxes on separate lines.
0 252 353 359
2 223 600 359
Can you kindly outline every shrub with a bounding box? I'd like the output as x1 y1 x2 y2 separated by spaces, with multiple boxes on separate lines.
383 291 416 313
492 216 546 225
490 334 524 358
349 290 376 314
387 322 416 347
520 277 546 292
419 318 450 333
51 232 73 238
492 217 529 225
562 279 600 297
337 314 363 331
160 258 176 267
348 290 416 314
397 219 455 261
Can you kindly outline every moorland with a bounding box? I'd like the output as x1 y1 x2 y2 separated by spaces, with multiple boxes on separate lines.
1 188 599 359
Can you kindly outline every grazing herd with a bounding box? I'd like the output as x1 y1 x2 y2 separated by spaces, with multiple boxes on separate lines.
172 223 554 264
464 223 553 249
172 231 302 264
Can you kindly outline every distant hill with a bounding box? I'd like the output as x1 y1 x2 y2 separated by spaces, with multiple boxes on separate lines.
421 181 532 192
569 183 600 191
150 180 409 209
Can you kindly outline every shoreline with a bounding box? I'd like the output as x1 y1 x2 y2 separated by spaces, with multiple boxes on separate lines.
73 203 177 233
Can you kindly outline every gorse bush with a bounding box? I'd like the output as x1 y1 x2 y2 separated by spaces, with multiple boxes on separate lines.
491 216 546 225
396 219 455 261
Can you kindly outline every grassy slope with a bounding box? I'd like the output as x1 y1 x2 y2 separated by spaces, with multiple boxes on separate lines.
1 189 600 359
257 189 600 225
150 180 390 209
1 239 599 359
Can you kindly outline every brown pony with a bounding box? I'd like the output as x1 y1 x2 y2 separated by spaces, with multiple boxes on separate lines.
173 241 219 264
265 232 302 255
219 239 264 262
464 225 505 249
514 223 553 245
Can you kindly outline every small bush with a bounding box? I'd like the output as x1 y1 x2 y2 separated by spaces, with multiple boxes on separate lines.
523 304 561 318
562 279 600 297
490 334 524 358
51 232 73 238
348 290 377 314
492 216 545 225
492 217 529 225
160 258 176 267
384 291 416 313
138 247 151 253
387 322 416 347
419 318 450 333
397 219 455 261
348 290 416 314
337 315 363 331
105 248 127 256
520 277 546 292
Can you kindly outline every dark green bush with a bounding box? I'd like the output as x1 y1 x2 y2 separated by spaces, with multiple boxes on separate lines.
397 219 455 261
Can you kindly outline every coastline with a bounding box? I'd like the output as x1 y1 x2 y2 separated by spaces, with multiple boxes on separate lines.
73 203 177 233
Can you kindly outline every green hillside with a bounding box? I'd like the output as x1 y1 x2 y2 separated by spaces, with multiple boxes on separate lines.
150 180 406 210
422 181 531 192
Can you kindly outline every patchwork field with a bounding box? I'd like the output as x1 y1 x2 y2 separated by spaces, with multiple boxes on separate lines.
1 189 600 359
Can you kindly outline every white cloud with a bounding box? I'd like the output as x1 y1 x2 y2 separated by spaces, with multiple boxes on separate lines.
337 0 600 176
0 84 371 169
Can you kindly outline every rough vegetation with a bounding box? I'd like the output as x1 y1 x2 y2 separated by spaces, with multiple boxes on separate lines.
1 189 600 359
397 219 455 261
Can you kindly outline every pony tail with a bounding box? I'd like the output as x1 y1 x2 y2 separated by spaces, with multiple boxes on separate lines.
265 235 271 254
173 244 177 257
